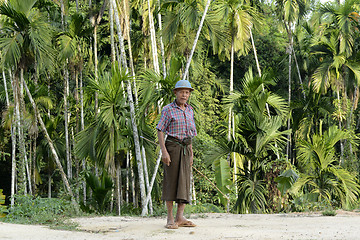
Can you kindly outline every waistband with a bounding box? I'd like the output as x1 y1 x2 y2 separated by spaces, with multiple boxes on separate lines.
166 135 192 146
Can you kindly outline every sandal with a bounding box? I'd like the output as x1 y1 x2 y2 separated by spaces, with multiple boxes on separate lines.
177 220 196 227
165 223 179 229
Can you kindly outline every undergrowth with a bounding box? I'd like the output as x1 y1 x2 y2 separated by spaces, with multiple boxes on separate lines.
1 195 82 230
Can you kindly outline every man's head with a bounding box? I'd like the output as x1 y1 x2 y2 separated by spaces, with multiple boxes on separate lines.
173 79 193 106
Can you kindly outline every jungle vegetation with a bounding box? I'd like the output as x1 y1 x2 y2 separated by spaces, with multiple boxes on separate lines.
1 0 360 218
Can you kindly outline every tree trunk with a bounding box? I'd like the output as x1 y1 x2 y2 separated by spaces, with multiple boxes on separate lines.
94 24 98 85
182 0 212 79
122 0 138 103
141 135 167 216
250 29 261 77
337 89 344 164
8 70 16 208
147 0 160 74
348 85 358 159
228 38 237 192
48 171 52 198
15 70 26 194
130 154 136 206
115 159 121 215
286 23 292 162
141 146 153 214
64 65 72 179
292 46 305 99
10 122 16 207
32 134 37 195
80 70 86 204
228 39 234 141
109 2 116 64
126 151 130 203
157 0 166 78
60 0 65 30
2 71 9 105
111 0 127 67
20 69 32 195
23 78 78 209
111 0 147 211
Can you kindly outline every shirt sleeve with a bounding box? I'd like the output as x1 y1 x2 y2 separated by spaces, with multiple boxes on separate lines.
156 107 171 133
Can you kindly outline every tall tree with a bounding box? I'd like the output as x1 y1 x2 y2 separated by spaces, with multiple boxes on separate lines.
111 0 147 212
0 0 77 206
275 0 307 161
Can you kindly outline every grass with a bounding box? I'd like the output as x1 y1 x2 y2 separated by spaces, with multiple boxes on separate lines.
1 195 82 231
322 209 337 216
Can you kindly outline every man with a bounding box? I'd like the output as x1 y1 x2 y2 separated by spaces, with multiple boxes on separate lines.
156 79 197 229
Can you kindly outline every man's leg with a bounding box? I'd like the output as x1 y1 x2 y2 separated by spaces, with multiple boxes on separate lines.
176 203 196 227
166 201 176 227
175 203 186 223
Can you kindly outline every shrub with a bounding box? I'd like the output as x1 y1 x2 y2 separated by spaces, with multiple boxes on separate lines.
322 209 337 216
2 194 80 228
0 189 6 218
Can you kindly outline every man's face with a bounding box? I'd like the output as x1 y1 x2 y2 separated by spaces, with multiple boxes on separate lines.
174 88 191 105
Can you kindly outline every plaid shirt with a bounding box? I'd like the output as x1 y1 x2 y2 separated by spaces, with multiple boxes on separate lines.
156 100 197 140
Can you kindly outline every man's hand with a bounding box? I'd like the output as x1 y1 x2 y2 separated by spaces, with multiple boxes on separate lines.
162 150 171 166
158 130 171 166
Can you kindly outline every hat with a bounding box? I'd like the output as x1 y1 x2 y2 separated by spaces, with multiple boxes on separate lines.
173 79 194 92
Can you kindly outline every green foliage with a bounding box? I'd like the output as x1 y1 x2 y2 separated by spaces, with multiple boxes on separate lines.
1 0 360 217
234 165 268 214
292 125 360 208
275 169 299 196
0 189 6 218
184 203 224 214
322 209 337 216
2 194 79 229
83 172 114 214
290 193 336 212
151 203 224 217
212 158 232 207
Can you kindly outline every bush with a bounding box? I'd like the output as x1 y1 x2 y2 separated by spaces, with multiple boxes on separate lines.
322 209 337 216
0 189 6 218
2 194 80 229
290 194 336 212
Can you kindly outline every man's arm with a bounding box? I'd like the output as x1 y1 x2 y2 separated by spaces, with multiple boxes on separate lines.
158 130 171 166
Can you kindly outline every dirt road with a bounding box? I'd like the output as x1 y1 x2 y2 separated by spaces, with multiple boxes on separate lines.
1 211 360 240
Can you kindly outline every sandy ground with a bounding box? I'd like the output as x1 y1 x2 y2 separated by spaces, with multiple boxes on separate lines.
1 211 360 240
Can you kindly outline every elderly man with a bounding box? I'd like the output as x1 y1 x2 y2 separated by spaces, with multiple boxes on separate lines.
156 79 197 229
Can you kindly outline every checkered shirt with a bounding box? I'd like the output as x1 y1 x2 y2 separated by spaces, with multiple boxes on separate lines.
156 100 197 140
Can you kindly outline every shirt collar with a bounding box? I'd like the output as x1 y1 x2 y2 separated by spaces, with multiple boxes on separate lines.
172 100 189 110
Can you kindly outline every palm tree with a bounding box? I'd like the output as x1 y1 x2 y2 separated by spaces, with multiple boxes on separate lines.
208 68 289 212
292 125 360 208
311 30 360 163
212 0 261 186
313 0 360 163
213 0 257 127
75 68 131 215
0 0 77 206
111 0 147 212
161 0 228 74
182 0 213 79
57 11 92 198
275 0 308 161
